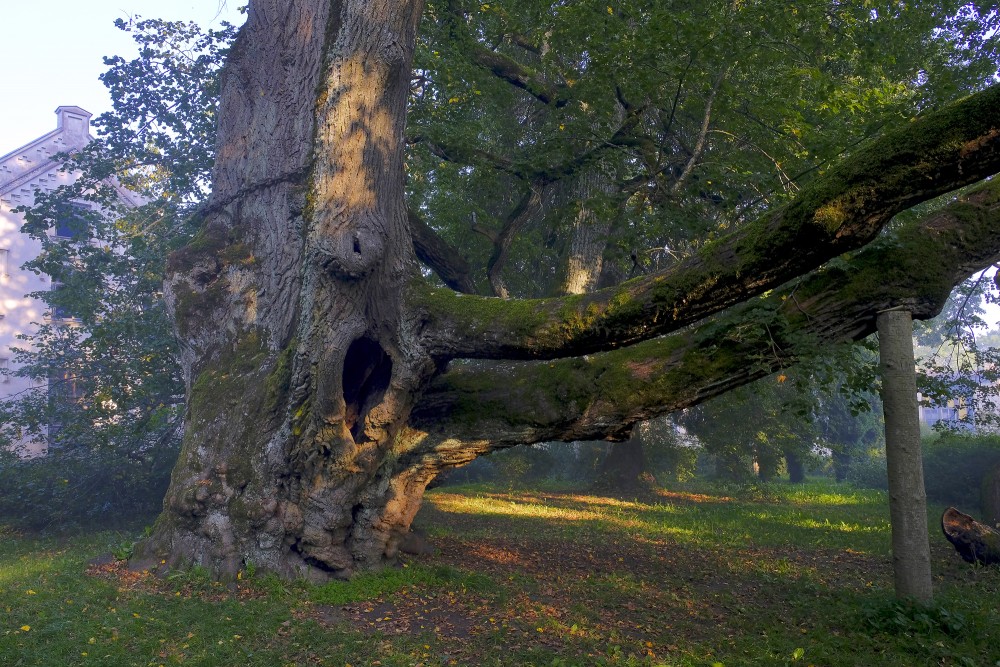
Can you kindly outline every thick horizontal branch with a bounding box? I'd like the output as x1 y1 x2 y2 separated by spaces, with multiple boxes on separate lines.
400 181 1000 468
411 85 1000 362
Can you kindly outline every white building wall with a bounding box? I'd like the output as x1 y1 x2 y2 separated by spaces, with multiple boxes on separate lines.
0 106 93 455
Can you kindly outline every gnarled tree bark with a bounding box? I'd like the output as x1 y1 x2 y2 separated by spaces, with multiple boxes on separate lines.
134 0 1000 580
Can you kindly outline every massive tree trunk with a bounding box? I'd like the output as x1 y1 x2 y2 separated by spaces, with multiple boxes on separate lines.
878 309 933 603
135 0 1000 580
138 0 430 580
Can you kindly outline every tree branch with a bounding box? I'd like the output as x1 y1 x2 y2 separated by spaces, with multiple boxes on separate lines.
412 85 1000 361
467 44 568 107
401 180 1000 469
486 186 543 298
672 67 729 193
407 208 477 294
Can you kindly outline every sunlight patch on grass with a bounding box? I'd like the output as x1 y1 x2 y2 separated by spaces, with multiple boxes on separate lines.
431 494 607 522
429 492 701 544
428 483 896 555
780 488 886 507
788 517 890 534
0 557 54 587
654 489 734 504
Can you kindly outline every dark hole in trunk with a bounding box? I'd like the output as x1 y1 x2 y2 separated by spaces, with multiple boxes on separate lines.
343 337 392 442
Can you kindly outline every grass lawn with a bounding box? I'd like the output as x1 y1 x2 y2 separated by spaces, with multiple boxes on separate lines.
2 479 998 666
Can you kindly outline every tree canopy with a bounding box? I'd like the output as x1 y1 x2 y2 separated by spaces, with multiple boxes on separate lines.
2 0 999 577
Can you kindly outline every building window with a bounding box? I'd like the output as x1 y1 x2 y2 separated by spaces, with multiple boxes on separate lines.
54 202 91 240
49 280 76 321
48 367 83 446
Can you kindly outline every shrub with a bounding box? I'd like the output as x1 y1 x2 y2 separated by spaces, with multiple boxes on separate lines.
846 454 889 491
0 441 175 533
922 433 1000 513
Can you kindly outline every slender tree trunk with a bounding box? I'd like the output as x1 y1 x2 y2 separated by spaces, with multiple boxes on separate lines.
878 309 933 603
593 435 647 491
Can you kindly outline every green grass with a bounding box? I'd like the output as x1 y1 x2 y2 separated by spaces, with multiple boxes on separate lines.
2 480 999 666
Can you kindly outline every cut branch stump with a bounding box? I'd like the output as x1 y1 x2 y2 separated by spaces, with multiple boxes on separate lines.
941 507 1000 566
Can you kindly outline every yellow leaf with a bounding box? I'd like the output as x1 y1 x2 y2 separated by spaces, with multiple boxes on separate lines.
20 625 30 632
607 6 614 14
25 590 36 595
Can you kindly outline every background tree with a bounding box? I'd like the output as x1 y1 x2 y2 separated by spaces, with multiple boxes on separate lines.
683 370 819 483
0 17 237 528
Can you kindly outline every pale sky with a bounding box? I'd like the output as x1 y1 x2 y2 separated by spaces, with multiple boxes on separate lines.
0 1 245 156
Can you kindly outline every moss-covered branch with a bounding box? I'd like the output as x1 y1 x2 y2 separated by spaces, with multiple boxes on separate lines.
399 181 1000 468
411 85 1000 362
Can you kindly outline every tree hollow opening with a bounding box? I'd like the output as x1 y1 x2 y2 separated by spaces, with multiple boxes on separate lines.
343 337 393 441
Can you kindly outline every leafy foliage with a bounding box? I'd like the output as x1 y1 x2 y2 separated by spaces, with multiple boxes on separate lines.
914 273 1000 432
860 597 971 637
408 0 1000 296
0 444 174 532
0 16 237 528
922 433 1000 512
